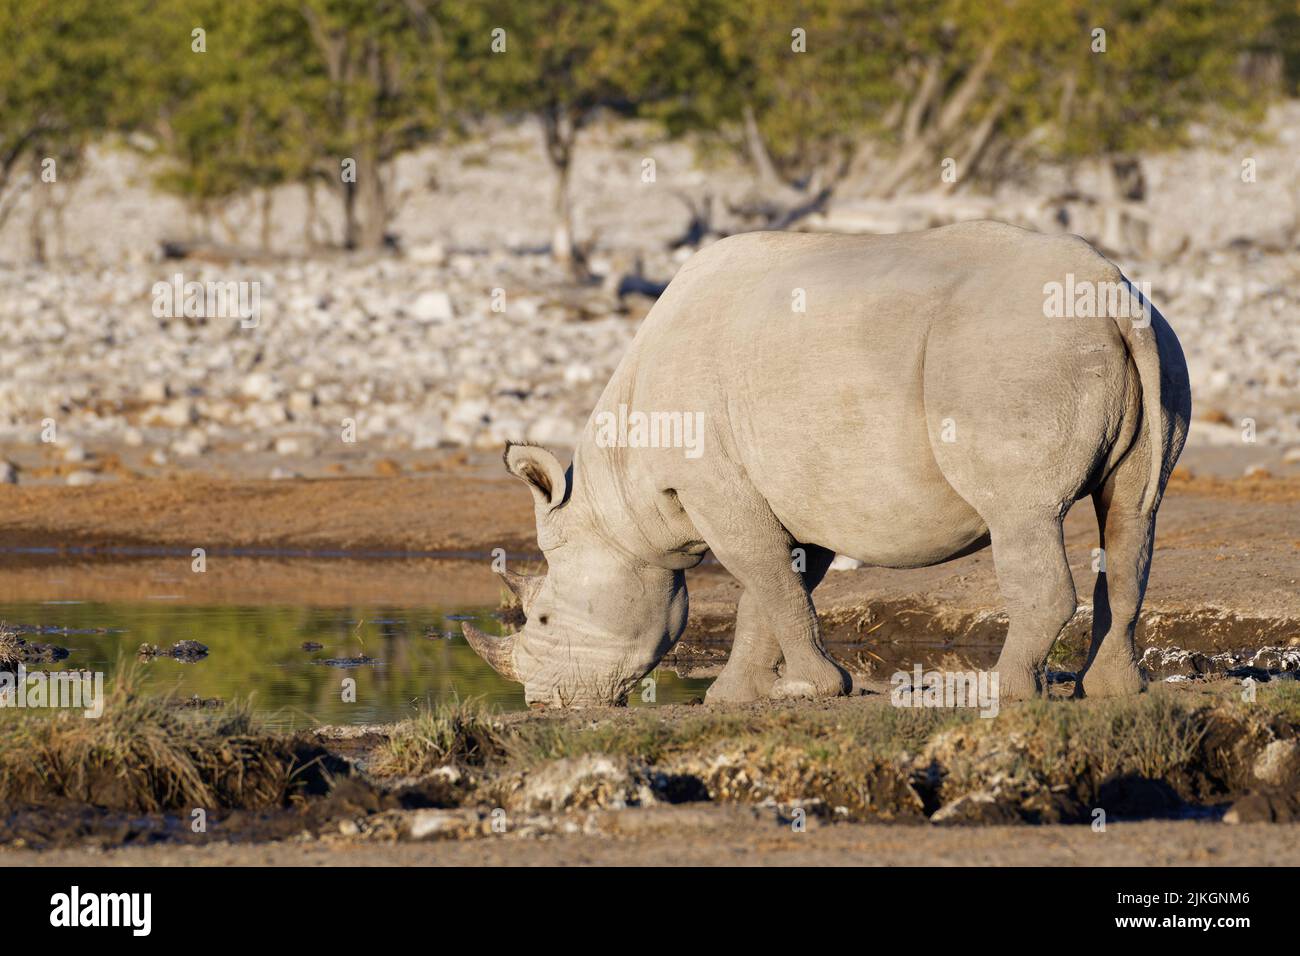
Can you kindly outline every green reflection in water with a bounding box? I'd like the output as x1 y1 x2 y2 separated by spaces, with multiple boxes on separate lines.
0 601 713 728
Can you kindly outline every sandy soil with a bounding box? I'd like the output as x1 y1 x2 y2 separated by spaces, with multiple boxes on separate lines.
3 812 1296 867
1 446 1295 637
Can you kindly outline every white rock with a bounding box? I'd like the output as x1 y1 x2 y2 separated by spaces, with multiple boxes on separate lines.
408 290 454 322
65 470 96 486
241 372 277 401
1253 740 1300 788
156 400 196 428
171 432 207 457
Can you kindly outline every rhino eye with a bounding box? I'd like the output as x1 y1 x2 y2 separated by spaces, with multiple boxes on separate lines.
538 614 549 626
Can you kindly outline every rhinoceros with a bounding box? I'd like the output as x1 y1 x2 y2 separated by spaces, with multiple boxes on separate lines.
463 221 1191 706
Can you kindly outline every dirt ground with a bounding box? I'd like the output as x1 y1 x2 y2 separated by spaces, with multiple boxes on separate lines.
0 444 1297 866
4 813 1296 867
1 445 1295 637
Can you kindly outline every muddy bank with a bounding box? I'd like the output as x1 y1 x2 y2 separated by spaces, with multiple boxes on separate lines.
0 553 509 608
4 681 1300 859
0 462 537 556
1 449 1297 650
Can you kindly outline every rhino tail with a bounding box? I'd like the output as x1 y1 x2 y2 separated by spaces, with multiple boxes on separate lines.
1112 276 1188 516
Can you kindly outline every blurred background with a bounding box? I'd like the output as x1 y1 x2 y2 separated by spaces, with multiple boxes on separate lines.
0 0 1297 484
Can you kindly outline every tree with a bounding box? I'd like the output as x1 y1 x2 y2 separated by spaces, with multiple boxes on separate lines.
298 0 445 251
656 0 906 228
442 0 692 270
142 0 445 252
0 0 145 255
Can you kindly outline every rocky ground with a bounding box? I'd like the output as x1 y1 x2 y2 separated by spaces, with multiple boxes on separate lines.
1 108 1298 489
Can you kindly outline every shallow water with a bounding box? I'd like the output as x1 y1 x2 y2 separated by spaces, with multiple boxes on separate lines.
0 600 713 727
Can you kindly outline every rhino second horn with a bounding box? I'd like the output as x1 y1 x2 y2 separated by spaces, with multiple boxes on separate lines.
499 568 543 610
461 621 520 682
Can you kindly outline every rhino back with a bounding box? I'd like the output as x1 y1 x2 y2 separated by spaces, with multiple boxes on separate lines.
596 223 1135 567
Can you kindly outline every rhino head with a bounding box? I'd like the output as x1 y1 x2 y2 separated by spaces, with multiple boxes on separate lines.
462 443 689 707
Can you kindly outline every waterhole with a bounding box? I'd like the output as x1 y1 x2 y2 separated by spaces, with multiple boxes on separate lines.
0 599 713 726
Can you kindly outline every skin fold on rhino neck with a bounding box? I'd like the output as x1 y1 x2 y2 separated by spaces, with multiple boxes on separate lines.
570 413 710 572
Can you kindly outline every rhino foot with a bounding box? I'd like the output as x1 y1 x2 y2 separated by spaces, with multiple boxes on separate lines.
705 664 779 704
1079 660 1147 698
770 657 850 700
994 662 1046 701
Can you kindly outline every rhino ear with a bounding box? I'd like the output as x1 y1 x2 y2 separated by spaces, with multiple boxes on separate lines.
504 442 569 513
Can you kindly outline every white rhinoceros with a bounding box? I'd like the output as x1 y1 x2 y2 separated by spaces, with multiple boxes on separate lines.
463 221 1191 706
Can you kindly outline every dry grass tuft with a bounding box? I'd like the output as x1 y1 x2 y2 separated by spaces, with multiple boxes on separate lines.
0 622 19 670
0 660 307 812
370 697 505 777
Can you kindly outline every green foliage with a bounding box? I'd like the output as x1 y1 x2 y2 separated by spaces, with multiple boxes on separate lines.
0 0 1291 246
1032 0 1275 160
0 0 148 217
656 0 906 188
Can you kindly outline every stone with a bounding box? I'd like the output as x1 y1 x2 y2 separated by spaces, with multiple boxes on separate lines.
1252 739 1300 788
408 290 454 322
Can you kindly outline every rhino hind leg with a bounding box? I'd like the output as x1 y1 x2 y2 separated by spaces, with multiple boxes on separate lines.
1078 443 1155 697
706 544 836 704
987 514 1079 700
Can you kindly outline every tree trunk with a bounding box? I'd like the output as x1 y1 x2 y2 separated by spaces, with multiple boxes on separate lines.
341 180 359 250
259 188 274 252
552 156 574 264
356 148 387 252
541 107 580 269
28 183 47 265
742 103 783 190
1099 154 1149 255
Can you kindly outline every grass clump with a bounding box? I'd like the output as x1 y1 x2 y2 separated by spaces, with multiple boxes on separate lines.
0 622 19 670
0 661 305 812
370 697 505 776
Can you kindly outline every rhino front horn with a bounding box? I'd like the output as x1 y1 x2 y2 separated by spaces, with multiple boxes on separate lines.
498 567 543 610
461 621 520 682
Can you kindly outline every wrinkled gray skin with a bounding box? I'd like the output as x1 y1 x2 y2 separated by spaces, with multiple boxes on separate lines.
463 221 1191 707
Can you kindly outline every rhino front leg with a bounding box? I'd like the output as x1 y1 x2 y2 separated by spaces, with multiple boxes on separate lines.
705 590 783 703
683 497 848 701
707 544 836 704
